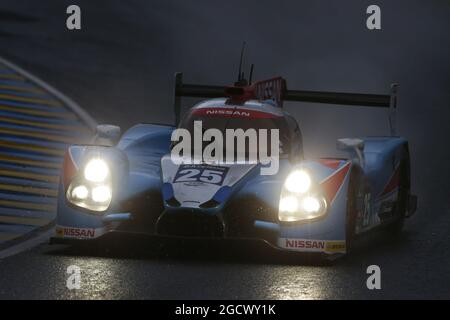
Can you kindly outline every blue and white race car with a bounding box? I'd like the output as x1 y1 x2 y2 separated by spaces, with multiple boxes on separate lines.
52 72 417 258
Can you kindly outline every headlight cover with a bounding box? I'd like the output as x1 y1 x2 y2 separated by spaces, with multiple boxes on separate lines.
278 170 327 222
66 158 112 212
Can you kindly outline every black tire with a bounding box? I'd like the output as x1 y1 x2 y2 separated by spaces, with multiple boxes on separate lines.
387 157 409 235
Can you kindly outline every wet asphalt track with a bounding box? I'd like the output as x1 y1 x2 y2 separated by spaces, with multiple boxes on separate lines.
0 0 450 299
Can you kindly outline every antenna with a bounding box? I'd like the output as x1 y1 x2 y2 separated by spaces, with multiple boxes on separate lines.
237 42 246 81
236 42 247 86
248 64 254 85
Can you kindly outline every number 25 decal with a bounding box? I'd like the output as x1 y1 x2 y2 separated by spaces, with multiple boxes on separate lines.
173 165 229 185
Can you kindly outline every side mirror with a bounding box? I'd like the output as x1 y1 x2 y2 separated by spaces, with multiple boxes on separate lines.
337 138 365 166
93 124 121 146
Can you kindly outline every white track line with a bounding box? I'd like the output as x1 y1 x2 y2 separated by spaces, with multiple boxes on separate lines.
0 228 55 259
0 55 98 258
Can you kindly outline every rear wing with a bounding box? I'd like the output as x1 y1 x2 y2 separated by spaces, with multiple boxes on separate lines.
173 72 399 136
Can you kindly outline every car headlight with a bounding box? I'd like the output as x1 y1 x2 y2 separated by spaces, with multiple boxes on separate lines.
91 185 112 203
84 159 109 182
284 170 311 193
278 169 327 222
71 185 89 200
66 158 112 212
279 196 299 213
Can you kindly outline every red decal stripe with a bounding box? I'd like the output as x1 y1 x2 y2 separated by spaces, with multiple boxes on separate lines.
192 107 279 119
320 162 351 204
318 159 342 170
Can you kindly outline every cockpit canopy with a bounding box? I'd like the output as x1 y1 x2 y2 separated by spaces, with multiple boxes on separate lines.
176 99 303 160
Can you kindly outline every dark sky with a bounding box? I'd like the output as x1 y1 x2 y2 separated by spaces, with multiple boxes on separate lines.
0 0 449 202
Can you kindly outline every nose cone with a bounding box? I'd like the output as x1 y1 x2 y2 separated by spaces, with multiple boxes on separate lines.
161 155 256 209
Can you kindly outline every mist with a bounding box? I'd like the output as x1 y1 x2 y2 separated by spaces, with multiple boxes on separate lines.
1 0 449 203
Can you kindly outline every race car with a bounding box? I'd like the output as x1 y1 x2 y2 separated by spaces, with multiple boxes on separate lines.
52 71 417 258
